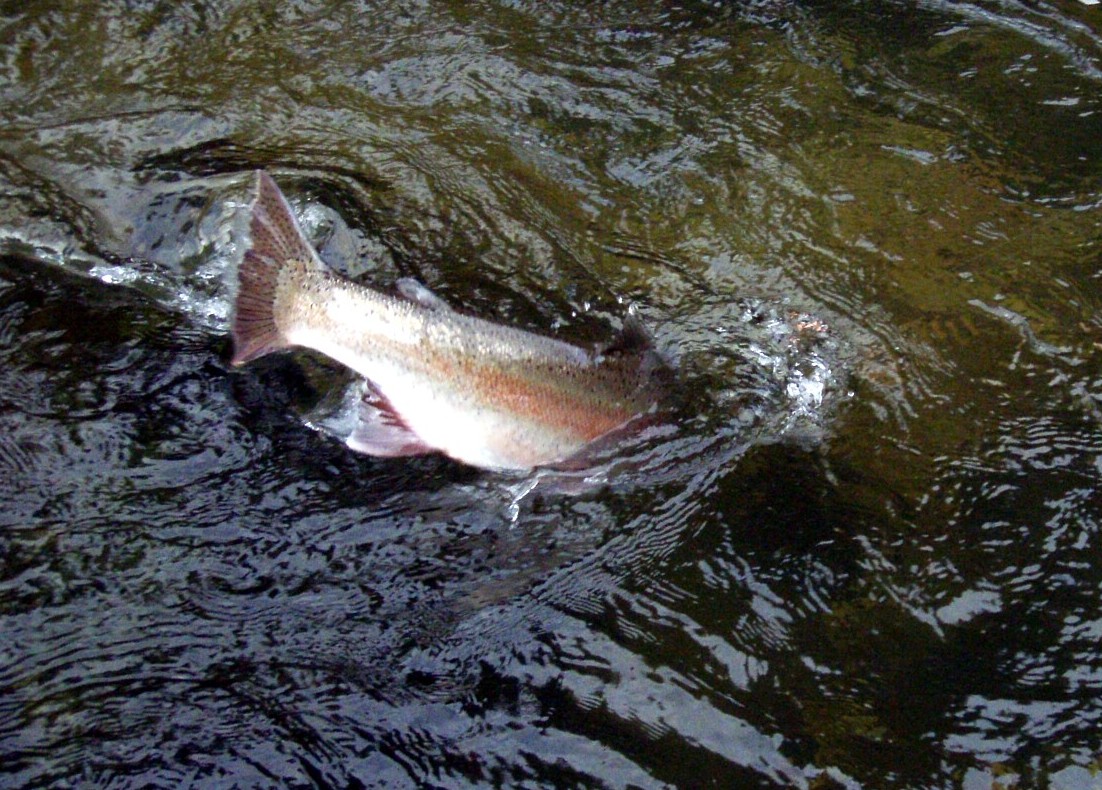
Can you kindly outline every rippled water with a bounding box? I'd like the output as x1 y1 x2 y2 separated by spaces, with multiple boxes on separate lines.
2 1 1101 787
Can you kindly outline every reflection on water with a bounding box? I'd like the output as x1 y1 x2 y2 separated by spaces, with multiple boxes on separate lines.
2 1 1102 787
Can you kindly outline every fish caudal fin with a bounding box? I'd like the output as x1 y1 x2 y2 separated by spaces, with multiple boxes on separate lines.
231 247 286 365
231 171 322 366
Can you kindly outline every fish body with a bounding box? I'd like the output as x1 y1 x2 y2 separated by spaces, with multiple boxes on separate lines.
231 171 667 471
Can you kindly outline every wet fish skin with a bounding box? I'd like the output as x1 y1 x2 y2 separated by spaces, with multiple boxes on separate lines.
231 171 668 471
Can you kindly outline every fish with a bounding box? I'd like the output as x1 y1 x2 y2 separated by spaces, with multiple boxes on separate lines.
230 171 669 471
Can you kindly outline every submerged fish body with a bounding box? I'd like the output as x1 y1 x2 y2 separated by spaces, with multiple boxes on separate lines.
230 171 668 471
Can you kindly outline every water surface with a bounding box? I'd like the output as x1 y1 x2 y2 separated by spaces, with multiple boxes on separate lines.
2 1 1102 787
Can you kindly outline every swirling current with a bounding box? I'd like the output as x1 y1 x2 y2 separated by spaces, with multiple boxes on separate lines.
1 2 1101 788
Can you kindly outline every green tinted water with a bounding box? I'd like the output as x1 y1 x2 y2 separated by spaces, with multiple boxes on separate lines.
2 2 1101 787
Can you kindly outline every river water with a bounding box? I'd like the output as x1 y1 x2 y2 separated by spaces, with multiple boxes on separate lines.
2 2 1101 788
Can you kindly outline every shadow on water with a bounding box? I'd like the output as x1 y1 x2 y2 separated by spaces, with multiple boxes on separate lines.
2 0 1102 788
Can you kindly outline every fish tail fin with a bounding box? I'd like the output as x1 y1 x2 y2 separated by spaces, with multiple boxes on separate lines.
231 171 320 366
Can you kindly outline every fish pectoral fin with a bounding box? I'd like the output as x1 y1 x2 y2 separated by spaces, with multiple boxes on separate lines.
601 309 654 357
395 278 452 311
346 392 437 458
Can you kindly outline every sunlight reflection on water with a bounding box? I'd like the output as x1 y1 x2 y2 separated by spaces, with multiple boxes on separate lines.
2 0 1102 787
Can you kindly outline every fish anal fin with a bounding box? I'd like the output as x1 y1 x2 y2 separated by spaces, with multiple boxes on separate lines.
395 277 452 311
347 388 438 458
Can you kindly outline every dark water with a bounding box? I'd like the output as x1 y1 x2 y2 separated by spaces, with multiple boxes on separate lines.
2 1 1102 787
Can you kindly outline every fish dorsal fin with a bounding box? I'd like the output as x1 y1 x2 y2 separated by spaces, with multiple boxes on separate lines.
395 277 453 311
602 310 654 356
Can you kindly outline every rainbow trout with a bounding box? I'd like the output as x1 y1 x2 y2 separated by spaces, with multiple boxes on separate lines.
230 171 668 471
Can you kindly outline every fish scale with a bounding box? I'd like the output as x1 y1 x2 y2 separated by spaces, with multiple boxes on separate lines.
230 171 668 471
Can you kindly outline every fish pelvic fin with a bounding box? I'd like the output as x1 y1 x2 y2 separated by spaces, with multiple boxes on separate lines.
230 171 322 366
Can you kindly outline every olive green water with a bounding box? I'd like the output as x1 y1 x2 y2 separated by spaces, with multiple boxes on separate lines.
2 2 1102 787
